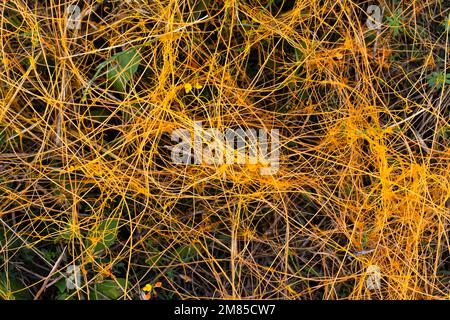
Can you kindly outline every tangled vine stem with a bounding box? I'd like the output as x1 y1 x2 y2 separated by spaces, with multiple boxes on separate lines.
0 0 449 300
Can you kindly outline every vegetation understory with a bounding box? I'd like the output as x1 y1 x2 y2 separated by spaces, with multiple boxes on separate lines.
0 0 449 299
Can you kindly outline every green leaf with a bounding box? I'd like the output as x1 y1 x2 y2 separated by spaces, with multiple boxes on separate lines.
445 15 450 32
175 244 200 263
55 278 67 293
106 47 141 92
0 227 21 251
144 240 163 267
56 292 73 300
87 218 119 253
386 9 404 36
428 71 450 89
89 278 127 300
82 47 142 101
0 272 31 300
145 254 163 267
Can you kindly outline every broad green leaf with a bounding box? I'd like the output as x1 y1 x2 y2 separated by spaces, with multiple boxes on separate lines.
144 240 163 267
0 272 31 300
87 218 119 253
175 244 200 263
55 278 67 293
106 47 141 92
0 227 21 251
82 47 141 101
56 292 73 300
89 278 127 300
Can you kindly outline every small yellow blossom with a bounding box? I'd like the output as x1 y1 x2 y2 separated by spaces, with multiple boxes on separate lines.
184 83 193 93
184 82 202 93
384 126 394 135
334 52 344 60
143 283 153 292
